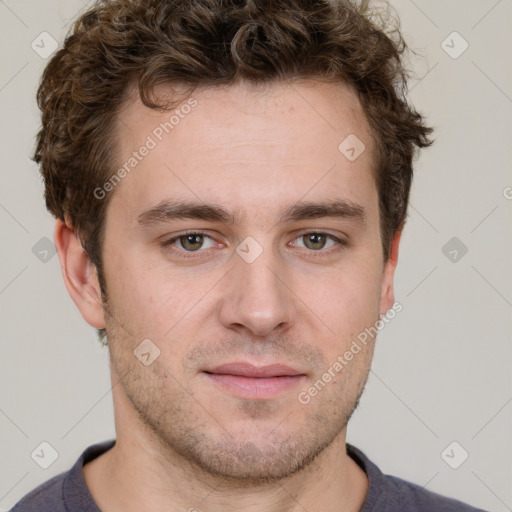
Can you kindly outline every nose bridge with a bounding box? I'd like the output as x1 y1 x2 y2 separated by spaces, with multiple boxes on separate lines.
218 238 294 336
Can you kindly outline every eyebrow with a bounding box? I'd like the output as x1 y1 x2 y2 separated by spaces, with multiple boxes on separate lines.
136 198 366 227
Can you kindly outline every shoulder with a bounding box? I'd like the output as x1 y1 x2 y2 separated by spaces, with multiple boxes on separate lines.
9 472 67 512
9 440 115 512
346 443 488 512
385 473 488 512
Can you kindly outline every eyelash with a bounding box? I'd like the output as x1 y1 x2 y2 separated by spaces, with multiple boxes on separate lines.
162 230 347 258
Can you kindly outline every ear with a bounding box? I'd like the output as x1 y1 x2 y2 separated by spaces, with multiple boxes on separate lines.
54 218 106 330
379 230 402 317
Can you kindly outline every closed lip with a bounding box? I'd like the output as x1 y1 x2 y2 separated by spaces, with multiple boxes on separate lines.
204 362 305 378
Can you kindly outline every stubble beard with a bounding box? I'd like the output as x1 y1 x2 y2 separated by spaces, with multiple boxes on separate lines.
108 336 370 485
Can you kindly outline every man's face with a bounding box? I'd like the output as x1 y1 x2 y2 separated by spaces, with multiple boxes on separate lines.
99 80 396 481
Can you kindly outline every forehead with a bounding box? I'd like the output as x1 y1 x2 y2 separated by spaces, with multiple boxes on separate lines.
118 79 372 150
110 80 377 223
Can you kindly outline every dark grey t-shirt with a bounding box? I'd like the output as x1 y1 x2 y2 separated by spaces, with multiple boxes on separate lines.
10 439 487 511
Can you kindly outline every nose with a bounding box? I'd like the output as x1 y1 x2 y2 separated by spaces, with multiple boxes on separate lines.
217 245 296 338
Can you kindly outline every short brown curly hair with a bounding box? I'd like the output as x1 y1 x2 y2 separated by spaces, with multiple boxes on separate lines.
35 0 432 277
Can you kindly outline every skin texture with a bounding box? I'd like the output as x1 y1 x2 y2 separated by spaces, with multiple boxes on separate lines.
56 79 401 512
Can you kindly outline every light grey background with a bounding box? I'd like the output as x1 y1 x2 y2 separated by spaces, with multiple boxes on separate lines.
1 1 510 510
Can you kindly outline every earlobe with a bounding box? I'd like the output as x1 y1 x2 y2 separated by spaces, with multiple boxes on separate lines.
54 218 106 330
379 230 402 317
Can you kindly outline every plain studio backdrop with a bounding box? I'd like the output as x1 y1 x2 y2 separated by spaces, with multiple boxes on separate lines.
0 1 510 511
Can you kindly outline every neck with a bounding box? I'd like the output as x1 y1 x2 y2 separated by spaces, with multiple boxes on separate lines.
84 427 368 512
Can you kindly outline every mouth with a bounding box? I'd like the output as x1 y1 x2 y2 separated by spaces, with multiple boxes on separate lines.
203 362 307 400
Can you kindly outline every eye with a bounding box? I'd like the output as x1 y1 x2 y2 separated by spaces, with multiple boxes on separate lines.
162 230 346 258
165 232 217 252
291 232 344 251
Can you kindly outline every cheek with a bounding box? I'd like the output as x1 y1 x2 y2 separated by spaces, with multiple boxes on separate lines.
103 248 217 341
303 261 382 340
304 288 379 379
102 250 161 337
